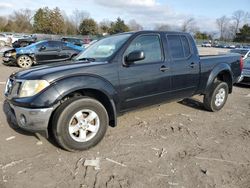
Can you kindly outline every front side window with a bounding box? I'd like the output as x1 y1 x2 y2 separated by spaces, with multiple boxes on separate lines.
125 35 163 64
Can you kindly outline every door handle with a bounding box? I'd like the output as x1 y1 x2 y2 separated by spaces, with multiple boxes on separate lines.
190 62 195 68
160 65 169 72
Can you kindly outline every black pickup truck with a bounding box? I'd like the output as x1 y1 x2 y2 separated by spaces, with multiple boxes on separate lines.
4 31 242 151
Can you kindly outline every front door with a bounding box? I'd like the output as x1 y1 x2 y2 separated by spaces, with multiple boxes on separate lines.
119 34 171 111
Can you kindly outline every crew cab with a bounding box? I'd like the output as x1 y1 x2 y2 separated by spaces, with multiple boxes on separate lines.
4 31 242 151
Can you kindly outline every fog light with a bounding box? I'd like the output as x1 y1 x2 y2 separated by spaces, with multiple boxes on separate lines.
20 114 26 126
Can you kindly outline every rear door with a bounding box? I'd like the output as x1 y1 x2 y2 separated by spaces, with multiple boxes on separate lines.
119 33 171 111
166 34 200 98
59 42 75 60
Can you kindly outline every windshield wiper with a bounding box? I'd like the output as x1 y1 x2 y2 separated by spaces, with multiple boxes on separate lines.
76 57 96 62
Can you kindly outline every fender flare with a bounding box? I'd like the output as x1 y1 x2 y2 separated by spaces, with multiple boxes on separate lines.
205 63 233 94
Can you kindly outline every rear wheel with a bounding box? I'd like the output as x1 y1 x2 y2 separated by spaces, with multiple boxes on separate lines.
17 55 33 68
52 97 108 151
203 81 229 112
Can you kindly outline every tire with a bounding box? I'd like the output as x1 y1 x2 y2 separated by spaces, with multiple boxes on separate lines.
203 81 229 112
52 97 109 151
17 55 33 68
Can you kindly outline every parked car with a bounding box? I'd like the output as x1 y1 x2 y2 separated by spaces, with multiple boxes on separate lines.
12 36 37 48
2 40 84 68
5 31 242 151
230 49 250 84
237 57 250 84
0 33 11 47
61 37 84 46
201 41 212 47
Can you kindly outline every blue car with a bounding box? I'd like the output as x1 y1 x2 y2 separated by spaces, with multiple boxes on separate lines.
2 40 84 68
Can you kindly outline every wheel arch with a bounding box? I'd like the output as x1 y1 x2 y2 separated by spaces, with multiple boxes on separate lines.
47 76 118 137
205 63 233 94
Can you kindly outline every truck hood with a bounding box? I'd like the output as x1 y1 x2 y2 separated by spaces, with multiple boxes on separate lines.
11 60 108 82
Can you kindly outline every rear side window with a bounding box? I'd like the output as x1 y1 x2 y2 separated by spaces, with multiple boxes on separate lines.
167 35 191 59
47 41 62 50
181 36 191 57
167 35 184 59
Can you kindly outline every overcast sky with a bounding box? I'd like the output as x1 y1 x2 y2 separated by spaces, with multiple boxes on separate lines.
0 0 249 32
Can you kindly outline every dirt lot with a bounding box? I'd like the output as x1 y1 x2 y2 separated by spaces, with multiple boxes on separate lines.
0 47 250 188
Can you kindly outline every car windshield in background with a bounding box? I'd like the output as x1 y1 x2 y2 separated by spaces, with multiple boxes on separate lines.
230 49 249 56
75 34 132 62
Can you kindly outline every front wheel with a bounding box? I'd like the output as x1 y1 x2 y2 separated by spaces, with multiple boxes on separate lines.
203 81 229 112
52 97 109 151
17 55 33 68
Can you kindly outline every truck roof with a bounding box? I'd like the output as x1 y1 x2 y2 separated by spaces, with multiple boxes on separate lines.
120 30 189 35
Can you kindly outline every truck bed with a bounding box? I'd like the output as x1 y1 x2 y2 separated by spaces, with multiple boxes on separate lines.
198 53 241 94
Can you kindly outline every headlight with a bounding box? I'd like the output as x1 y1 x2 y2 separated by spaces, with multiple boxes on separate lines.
19 80 50 98
5 52 12 57
5 52 16 57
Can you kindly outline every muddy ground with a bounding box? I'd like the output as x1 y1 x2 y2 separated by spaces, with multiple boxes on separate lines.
0 47 249 188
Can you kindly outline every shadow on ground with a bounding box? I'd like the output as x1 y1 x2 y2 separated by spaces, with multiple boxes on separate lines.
178 98 206 111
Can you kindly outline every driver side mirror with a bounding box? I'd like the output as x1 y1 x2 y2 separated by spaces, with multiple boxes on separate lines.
125 50 145 66
39 46 46 51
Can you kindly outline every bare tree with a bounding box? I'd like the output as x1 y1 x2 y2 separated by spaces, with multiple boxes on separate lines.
71 9 89 33
244 12 250 24
155 24 171 31
216 16 230 40
232 10 245 35
181 18 198 33
128 19 143 31
0 16 8 31
6 9 33 33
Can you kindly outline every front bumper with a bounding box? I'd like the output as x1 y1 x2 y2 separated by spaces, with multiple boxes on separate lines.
7 102 54 137
2 56 16 64
237 69 250 84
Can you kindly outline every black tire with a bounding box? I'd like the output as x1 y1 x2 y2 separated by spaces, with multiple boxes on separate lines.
52 97 109 151
17 55 33 68
203 81 229 112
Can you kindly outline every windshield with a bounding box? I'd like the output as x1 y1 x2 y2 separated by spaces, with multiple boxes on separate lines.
75 34 132 62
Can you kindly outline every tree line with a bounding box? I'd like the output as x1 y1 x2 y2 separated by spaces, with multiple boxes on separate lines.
0 7 249 42
0 7 141 36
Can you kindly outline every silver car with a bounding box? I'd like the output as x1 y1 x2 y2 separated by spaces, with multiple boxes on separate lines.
230 49 250 84
238 56 250 84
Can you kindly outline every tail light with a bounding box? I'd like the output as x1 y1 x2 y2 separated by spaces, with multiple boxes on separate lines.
240 57 244 71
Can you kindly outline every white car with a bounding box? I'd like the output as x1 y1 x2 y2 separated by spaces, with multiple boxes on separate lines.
0 33 11 47
201 42 212 47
